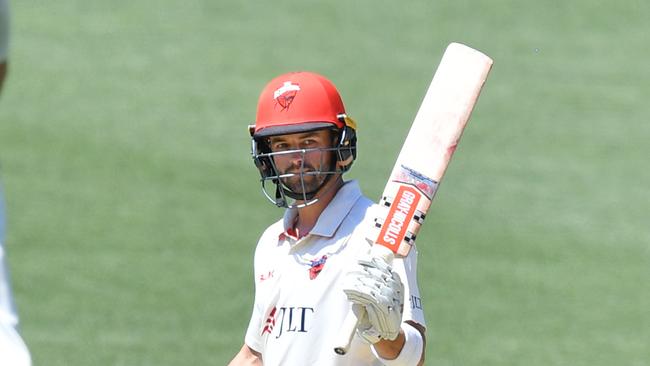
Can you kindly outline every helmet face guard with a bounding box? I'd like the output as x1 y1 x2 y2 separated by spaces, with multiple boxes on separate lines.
251 125 356 208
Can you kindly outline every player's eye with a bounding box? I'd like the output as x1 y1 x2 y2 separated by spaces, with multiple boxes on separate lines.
271 142 289 151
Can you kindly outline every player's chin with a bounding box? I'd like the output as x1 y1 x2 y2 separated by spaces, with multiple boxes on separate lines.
282 176 324 194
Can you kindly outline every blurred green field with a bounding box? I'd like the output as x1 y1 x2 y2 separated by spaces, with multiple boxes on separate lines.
0 1 648 365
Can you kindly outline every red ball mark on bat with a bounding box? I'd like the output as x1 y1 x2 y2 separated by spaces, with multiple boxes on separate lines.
447 143 458 156
415 182 431 195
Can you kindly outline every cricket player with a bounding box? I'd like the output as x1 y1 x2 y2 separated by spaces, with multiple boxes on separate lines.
228 72 426 365
0 0 8 92
1 0 33 364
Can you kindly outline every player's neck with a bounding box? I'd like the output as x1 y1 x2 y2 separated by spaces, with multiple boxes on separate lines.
294 176 344 236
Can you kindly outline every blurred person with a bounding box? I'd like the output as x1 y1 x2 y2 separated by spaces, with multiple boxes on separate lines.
0 0 7 92
0 0 33 364
228 72 426 365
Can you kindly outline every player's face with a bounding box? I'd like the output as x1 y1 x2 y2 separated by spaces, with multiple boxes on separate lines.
268 129 336 194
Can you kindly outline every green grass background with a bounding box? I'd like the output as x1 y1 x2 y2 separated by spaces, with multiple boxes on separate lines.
1 0 648 365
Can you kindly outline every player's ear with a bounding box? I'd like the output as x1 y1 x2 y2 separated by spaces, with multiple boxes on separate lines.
335 124 356 172
337 153 353 169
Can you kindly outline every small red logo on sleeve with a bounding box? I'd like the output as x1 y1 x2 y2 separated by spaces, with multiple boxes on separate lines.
259 270 275 282
262 307 277 335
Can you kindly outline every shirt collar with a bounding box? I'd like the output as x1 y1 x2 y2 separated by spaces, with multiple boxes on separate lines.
280 180 363 240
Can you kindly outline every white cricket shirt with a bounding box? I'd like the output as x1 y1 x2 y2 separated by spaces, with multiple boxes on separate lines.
244 180 426 365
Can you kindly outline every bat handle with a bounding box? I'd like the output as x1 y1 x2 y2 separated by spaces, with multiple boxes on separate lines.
333 304 364 355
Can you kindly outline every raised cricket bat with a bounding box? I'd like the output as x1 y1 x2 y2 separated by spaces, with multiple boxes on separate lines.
333 42 493 355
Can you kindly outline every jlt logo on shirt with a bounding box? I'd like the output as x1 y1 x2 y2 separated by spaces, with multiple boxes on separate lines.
262 306 314 339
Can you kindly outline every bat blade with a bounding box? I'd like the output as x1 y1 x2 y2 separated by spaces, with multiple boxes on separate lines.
374 42 493 257
333 42 493 355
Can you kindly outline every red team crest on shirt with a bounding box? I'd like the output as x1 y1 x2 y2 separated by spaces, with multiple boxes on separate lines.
308 255 328 280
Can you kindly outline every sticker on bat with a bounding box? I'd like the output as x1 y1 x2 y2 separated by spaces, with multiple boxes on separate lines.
392 165 439 199
375 185 422 253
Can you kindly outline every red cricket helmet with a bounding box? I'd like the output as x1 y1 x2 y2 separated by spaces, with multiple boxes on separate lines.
252 71 348 138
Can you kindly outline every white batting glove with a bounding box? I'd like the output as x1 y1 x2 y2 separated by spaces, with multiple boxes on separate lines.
343 256 404 343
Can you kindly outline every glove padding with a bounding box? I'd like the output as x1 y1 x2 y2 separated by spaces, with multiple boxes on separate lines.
343 256 404 343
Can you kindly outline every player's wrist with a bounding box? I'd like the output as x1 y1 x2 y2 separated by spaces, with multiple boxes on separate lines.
371 323 423 366
371 328 406 358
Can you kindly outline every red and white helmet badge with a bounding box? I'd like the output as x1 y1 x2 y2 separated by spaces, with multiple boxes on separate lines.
273 81 301 110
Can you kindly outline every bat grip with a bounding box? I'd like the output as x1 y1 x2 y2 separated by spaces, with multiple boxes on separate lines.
333 304 363 355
